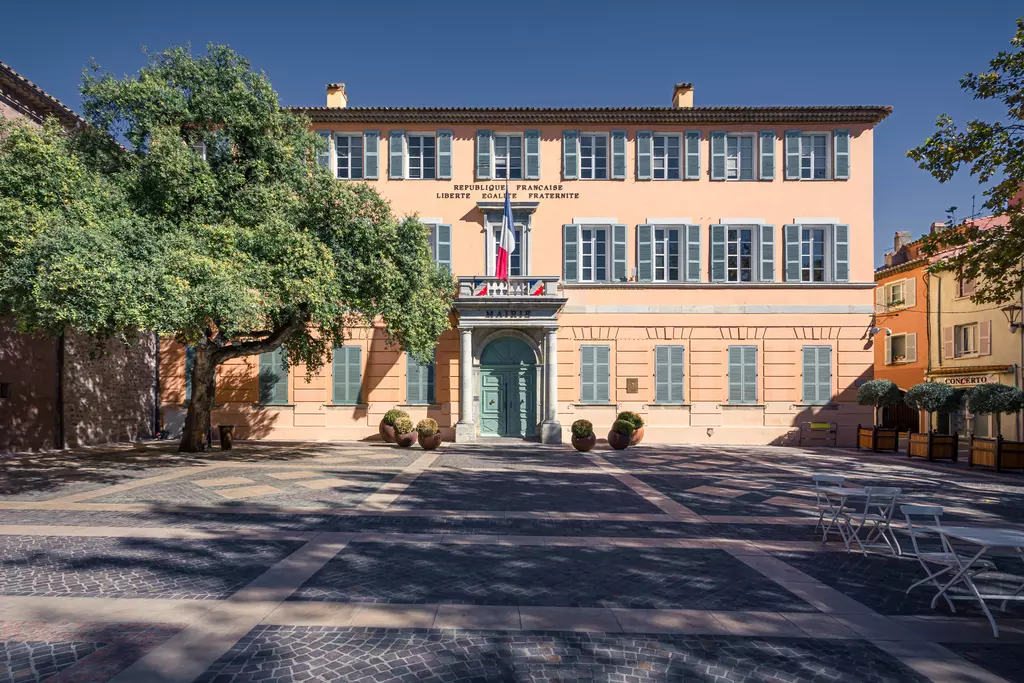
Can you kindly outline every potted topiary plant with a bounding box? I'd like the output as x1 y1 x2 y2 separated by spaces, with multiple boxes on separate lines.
607 419 634 450
571 419 596 452
379 409 408 443
617 411 645 445
855 379 902 452
967 383 1024 439
393 416 418 448
417 418 442 450
904 382 963 461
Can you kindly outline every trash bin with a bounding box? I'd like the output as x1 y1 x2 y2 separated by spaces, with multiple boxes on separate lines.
218 425 235 450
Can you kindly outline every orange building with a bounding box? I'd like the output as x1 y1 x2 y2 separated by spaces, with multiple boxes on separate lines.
873 231 929 393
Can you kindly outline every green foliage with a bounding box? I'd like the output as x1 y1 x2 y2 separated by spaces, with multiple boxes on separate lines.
616 411 644 430
610 419 635 436
967 383 1024 416
907 17 1024 305
856 379 903 407
571 419 594 438
382 409 408 427
416 418 438 438
394 416 414 435
904 382 962 413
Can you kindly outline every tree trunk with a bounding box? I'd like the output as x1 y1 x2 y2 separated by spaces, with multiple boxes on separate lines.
179 345 217 453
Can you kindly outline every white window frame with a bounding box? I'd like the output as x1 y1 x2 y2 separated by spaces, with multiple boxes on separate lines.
652 133 682 180
888 333 909 365
316 131 333 173
725 133 755 181
335 133 364 179
493 133 524 180
886 281 906 309
726 225 758 283
653 227 682 282
799 133 830 180
579 132 609 180
799 225 831 283
485 213 530 276
579 225 611 283
954 323 979 358
406 132 437 180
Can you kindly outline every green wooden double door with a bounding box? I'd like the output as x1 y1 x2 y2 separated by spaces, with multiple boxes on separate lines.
480 366 536 438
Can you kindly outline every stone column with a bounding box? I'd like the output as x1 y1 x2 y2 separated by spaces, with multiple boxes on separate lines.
455 327 476 442
540 327 562 444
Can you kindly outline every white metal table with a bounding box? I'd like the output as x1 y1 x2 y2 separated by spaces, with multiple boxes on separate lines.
923 525 1024 638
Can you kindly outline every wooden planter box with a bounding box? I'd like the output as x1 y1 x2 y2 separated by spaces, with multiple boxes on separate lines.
908 431 958 462
969 435 1024 472
857 425 900 452
799 422 837 447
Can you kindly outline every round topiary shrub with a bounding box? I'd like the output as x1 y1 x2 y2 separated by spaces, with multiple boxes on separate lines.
571 419 594 438
383 409 409 427
857 379 903 425
611 419 635 436
967 383 1024 437
904 382 958 414
416 418 439 438
394 416 414 434
616 411 644 430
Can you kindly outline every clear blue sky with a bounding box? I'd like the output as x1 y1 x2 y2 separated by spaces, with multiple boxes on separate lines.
3 0 1019 266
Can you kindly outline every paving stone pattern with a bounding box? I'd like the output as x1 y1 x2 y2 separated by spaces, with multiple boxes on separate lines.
941 641 1024 682
433 447 596 470
0 640 99 683
195 627 928 683
291 543 816 611
0 536 302 599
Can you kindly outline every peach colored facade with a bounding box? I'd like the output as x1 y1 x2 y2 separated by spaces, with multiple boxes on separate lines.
160 85 890 446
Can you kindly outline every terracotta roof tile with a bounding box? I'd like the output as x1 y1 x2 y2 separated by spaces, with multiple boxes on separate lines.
0 60 86 129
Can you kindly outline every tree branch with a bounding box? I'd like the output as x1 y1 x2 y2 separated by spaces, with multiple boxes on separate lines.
211 313 307 364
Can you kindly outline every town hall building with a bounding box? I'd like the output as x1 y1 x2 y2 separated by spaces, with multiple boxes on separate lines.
160 84 890 446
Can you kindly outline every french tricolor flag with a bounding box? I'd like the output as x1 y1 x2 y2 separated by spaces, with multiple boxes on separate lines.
495 181 516 281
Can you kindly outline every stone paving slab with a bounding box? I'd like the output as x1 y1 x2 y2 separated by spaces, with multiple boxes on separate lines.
289 542 818 611
192 626 930 683
940 641 1024 682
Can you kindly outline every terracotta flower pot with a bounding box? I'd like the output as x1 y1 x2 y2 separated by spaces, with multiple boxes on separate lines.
571 434 596 452
419 432 442 450
395 431 418 448
607 430 631 450
379 420 397 443
630 426 645 445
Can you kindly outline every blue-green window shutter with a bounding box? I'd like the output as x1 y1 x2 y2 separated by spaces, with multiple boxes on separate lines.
580 346 595 403
437 130 453 179
784 224 801 281
728 346 757 404
636 224 653 282
184 346 195 402
580 345 610 404
785 131 801 180
333 346 362 404
363 131 380 179
388 130 405 179
802 346 832 404
833 129 850 180
655 346 670 403
685 224 702 282
563 224 579 282
710 224 726 282
562 130 579 180
834 224 850 282
684 131 701 179
316 131 331 169
612 224 627 282
759 224 775 282
476 130 492 180
759 131 775 180
710 132 726 180
655 345 685 403
406 354 435 404
525 130 541 179
436 224 452 271
611 130 627 179
636 131 653 180
259 347 288 405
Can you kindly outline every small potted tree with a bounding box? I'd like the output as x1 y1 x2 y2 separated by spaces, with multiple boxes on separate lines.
904 382 960 461
417 418 442 450
607 419 634 450
967 383 1024 471
617 411 645 445
855 379 902 452
393 416 418 448
571 419 596 452
379 409 409 443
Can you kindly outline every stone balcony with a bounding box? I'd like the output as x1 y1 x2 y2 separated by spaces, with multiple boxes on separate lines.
456 276 561 299
453 276 566 327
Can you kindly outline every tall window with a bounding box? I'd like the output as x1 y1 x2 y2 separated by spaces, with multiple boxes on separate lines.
406 354 435 404
886 281 906 307
800 227 827 282
727 346 757 404
491 225 524 276
335 134 363 179
407 134 436 180
494 134 523 179
726 134 754 180
259 347 289 405
799 134 829 180
727 227 754 282
802 346 832 405
653 228 680 282
580 133 608 180
332 346 362 404
580 227 609 282
955 323 978 357
316 131 331 169
652 134 681 180
654 346 685 403
580 345 611 404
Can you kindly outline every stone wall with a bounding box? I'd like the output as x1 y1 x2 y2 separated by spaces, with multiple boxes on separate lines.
0 320 58 452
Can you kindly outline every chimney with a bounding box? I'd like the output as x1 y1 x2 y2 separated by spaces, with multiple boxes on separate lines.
671 83 694 108
930 221 946 234
893 231 912 251
326 83 348 108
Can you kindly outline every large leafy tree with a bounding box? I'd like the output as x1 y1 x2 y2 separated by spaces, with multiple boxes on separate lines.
908 17 1024 305
0 45 455 452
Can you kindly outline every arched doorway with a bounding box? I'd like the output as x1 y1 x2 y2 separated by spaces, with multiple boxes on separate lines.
479 336 537 438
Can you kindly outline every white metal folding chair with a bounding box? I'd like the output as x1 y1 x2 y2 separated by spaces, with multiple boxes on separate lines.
901 504 970 612
812 473 847 541
841 486 901 555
